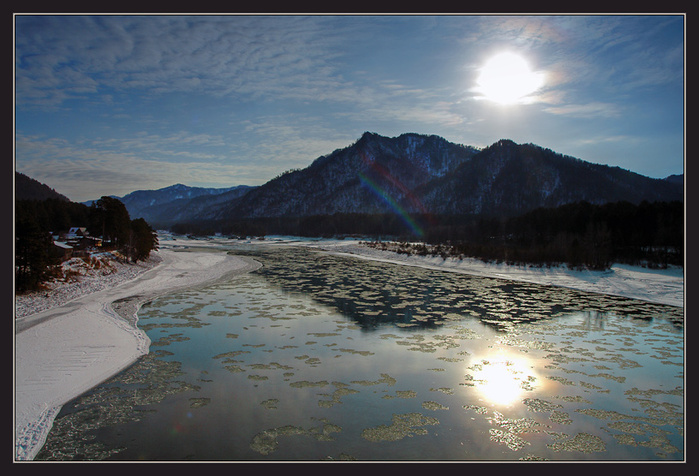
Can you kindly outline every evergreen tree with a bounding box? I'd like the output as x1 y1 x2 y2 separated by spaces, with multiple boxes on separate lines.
15 191 160 292
15 217 54 292
90 196 131 249
129 218 159 262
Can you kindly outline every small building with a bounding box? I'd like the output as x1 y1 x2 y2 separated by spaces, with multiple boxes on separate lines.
63 227 100 251
52 241 73 261
65 227 88 240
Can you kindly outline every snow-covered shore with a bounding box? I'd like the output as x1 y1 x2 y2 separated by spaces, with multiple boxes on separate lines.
14 246 260 461
14 254 163 320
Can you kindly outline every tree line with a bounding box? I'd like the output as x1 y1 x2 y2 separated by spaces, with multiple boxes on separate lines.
15 196 159 293
171 200 682 271
434 200 683 270
170 212 413 239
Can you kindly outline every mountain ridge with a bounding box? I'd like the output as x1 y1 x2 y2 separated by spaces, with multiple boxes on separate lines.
201 132 682 224
417 139 683 216
83 183 255 227
19 132 684 233
207 132 481 221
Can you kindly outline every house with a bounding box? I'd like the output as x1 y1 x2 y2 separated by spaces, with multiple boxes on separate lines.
65 227 88 240
52 241 73 261
61 226 103 251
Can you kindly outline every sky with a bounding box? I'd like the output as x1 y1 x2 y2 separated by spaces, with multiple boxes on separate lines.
14 14 685 203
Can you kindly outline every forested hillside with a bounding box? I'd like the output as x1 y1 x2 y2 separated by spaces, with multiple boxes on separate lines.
15 172 71 201
421 200 683 270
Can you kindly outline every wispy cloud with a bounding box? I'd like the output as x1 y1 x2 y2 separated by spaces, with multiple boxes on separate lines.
542 101 623 119
454 15 683 114
573 134 644 146
15 15 360 108
15 132 251 201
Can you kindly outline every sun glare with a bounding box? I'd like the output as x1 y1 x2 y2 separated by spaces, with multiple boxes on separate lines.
474 52 545 105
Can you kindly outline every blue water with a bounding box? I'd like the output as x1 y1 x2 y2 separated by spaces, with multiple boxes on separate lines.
36 246 684 461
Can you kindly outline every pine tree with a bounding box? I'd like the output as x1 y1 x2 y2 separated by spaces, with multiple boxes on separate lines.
129 218 159 262
15 217 54 292
89 196 131 249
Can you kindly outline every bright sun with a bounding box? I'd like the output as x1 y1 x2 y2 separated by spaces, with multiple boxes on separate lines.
474 52 545 105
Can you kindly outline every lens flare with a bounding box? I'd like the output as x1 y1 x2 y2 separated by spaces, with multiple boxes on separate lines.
358 172 424 237
357 151 429 237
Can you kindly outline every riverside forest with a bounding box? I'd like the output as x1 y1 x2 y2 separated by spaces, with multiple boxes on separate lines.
15 196 159 293
171 199 683 272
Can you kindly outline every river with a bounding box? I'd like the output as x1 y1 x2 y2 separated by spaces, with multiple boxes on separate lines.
35 245 684 461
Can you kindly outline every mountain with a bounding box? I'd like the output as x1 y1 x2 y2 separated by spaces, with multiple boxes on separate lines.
85 183 255 227
199 133 682 223
15 172 71 202
207 132 480 220
664 174 684 185
128 185 256 227
417 139 684 216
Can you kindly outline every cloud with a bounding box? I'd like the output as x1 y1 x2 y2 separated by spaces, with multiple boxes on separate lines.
456 16 683 111
14 15 480 114
15 131 254 201
15 117 363 202
236 117 358 169
572 134 643 147
15 15 361 108
542 101 622 119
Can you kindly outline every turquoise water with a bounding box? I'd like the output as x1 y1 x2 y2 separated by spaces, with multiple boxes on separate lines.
36 246 684 461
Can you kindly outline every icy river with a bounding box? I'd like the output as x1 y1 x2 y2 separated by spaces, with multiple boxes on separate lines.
35 245 684 461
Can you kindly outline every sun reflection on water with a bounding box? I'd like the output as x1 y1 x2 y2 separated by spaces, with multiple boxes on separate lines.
469 352 538 407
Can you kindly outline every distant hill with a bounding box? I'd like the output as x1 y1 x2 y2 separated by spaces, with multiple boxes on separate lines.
664 174 684 185
15 172 70 202
86 183 256 227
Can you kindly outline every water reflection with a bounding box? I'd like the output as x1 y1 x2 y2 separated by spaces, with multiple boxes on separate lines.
579 311 607 331
468 352 538 407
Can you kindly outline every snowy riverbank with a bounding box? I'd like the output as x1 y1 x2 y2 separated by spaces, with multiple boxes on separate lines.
158 234 684 307
14 253 163 320
14 247 260 461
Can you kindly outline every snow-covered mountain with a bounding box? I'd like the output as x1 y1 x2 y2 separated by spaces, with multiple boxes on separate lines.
207 132 480 220
417 139 684 216
201 132 682 222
